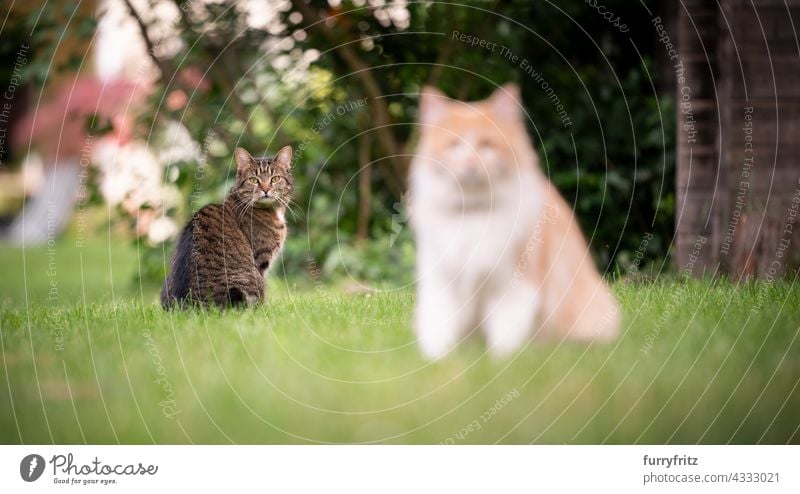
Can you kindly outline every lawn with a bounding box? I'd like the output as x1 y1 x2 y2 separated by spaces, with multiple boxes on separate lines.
1 236 799 444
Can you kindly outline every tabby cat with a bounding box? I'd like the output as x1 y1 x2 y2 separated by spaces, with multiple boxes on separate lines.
411 84 620 359
160 145 293 309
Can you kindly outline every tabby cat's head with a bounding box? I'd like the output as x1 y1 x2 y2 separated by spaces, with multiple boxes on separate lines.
231 145 293 209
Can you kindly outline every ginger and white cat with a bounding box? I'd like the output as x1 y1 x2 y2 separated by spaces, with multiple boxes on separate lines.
410 84 620 359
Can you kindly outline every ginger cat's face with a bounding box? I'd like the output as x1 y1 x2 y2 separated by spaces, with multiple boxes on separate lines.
414 84 532 194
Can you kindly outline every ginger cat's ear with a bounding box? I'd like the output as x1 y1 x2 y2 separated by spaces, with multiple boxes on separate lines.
418 86 448 126
488 83 522 121
273 145 293 169
235 147 255 174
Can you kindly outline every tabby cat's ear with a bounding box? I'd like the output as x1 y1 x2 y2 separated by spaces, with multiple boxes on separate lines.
488 83 522 121
273 145 293 169
235 147 255 173
418 86 448 126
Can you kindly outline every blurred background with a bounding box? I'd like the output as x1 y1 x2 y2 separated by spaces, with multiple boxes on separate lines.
1 0 794 296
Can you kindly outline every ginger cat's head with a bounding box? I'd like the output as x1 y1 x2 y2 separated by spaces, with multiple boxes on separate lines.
413 83 536 196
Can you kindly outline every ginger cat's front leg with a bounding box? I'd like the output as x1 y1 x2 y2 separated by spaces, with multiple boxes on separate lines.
414 267 474 360
482 280 540 358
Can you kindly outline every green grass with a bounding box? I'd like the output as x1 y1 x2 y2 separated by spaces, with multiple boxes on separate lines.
1 236 799 444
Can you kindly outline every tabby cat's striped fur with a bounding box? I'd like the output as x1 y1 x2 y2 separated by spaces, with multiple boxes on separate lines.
160 146 293 309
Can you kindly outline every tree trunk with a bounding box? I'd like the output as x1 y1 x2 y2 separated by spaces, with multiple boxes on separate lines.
356 132 372 243
675 0 800 279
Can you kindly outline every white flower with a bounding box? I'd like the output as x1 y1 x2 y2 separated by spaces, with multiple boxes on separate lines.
148 215 178 244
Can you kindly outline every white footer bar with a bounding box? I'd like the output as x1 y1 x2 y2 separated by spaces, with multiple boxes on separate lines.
1 445 797 492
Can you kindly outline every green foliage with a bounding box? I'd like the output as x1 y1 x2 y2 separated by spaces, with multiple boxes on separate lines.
405 0 675 271
121 0 673 285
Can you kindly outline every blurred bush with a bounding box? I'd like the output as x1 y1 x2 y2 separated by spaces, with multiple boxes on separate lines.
146 0 674 287
11 0 674 287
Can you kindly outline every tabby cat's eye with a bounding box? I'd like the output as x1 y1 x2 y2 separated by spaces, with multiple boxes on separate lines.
271 177 281 184
247 177 259 185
